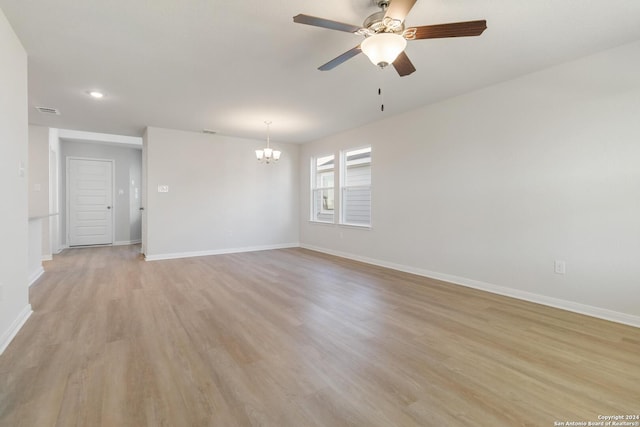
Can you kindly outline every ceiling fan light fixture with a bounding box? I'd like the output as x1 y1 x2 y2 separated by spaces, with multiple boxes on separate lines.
361 33 407 68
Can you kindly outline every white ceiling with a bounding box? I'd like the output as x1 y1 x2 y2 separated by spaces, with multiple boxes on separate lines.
2 0 640 143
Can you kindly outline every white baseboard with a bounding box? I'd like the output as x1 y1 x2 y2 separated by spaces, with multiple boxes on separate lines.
145 243 300 261
28 266 45 287
300 244 640 329
0 304 33 355
113 239 141 246
41 254 52 262
63 241 140 249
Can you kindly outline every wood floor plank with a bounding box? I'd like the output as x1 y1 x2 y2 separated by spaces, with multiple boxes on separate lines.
0 245 638 426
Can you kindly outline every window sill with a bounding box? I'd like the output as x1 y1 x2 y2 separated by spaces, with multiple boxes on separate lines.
309 220 334 226
340 223 372 230
308 220 372 230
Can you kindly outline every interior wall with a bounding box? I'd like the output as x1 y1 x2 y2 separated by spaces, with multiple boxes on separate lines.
142 129 148 255
60 141 142 246
48 128 61 254
0 7 30 353
144 127 299 259
299 40 640 323
28 125 51 258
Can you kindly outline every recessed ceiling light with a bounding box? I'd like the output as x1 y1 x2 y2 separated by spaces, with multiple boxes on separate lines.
88 91 104 99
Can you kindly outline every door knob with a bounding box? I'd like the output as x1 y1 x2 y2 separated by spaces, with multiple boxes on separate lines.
107 206 112 209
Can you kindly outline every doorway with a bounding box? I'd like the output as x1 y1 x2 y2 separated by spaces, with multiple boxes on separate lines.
66 157 114 246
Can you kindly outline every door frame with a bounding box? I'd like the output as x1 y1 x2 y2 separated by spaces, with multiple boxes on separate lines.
66 156 116 247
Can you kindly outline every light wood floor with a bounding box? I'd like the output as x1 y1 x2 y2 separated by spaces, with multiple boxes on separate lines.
0 245 638 426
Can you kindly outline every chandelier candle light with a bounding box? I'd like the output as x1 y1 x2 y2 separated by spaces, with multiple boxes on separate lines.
255 121 281 163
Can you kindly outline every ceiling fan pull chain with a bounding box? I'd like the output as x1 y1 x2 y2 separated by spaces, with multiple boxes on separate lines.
378 66 386 112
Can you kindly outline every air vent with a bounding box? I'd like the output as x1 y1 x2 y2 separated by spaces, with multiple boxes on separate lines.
202 129 217 135
35 106 61 115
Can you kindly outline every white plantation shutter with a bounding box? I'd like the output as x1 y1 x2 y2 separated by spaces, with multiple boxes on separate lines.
342 187 371 225
341 147 371 226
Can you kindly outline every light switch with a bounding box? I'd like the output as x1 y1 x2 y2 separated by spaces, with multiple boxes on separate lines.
158 185 169 193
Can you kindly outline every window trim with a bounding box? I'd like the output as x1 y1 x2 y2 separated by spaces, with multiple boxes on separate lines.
340 145 372 227
309 146 372 228
310 154 336 224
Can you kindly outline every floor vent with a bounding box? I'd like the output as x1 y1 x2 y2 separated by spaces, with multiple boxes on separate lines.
35 106 61 115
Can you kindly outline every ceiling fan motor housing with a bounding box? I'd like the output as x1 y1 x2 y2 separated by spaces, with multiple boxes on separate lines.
363 10 405 35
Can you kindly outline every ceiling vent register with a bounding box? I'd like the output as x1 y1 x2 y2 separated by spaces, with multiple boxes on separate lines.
35 106 61 115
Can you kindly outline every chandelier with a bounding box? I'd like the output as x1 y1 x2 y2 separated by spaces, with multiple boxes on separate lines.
255 121 281 163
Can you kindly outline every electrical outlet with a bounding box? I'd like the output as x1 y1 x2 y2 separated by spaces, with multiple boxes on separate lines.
157 185 169 193
554 260 566 275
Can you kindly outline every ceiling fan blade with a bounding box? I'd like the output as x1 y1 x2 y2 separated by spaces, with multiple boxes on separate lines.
318 45 362 71
392 51 416 76
293 14 362 33
407 20 487 40
384 0 417 23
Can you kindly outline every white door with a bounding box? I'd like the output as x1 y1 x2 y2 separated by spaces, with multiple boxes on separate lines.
68 158 113 246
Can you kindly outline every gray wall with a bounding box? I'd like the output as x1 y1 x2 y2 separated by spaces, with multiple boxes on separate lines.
60 141 142 245
28 125 51 257
300 40 640 325
143 127 299 259
0 7 29 353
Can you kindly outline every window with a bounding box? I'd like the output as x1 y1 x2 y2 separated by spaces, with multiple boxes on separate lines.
310 146 371 227
341 147 371 226
311 154 335 223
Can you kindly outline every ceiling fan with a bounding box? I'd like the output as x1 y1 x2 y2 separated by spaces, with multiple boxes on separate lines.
293 0 487 77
